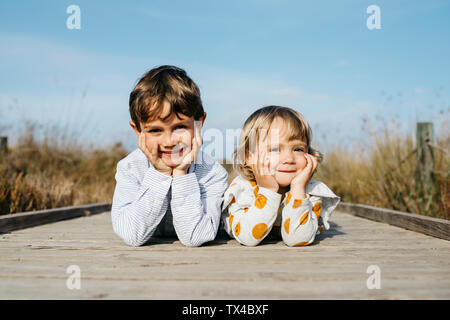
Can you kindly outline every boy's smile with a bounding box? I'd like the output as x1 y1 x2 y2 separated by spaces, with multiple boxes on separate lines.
130 100 206 168
159 145 185 158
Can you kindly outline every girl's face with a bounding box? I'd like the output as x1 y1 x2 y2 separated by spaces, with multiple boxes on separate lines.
260 117 308 187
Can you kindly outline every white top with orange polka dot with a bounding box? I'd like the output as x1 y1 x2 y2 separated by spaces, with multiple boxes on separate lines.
221 175 340 247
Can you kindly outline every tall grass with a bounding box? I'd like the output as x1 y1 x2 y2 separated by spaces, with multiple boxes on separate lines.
223 115 449 220
0 122 127 214
1 115 448 220
315 116 449 220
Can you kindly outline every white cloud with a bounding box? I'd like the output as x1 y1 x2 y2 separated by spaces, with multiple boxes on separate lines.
271 87 304 97
337 59 349 66
0 32 387 157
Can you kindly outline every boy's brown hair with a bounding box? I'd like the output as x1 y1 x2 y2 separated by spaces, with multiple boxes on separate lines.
129 65 204 131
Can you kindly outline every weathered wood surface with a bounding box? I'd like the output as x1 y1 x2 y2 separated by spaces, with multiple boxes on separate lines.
0 209 449 299
338 202 450 241
0 203 111 234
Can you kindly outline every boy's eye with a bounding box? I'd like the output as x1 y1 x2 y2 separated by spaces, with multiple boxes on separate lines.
270 147 279 152
147 129 161 133
294 147 305 152
174 125 187 130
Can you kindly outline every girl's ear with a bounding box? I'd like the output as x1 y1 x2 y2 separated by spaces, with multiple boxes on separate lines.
246 150 256 167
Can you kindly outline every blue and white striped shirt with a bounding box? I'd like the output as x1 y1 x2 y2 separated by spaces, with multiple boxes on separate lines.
111 148 228 247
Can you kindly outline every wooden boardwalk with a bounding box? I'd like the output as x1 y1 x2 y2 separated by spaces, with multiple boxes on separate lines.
0 210 449 299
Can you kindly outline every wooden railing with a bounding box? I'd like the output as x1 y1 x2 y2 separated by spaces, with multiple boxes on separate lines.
0 136 7 157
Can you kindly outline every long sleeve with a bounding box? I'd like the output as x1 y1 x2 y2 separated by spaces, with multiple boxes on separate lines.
222 176 339 247
226 184 282 247
281 192 321 247
170 162 228 247
111 162 172 247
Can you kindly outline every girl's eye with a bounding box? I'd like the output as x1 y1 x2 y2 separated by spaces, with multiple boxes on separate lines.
294 148 305 152
148 129 161 133
174 125 187 131
270 147 279 152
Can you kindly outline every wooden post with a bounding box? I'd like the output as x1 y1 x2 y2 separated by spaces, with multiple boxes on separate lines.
415 123 435 198
0 136 7 157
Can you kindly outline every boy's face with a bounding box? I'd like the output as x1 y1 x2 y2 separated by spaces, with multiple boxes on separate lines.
130 100 206 168
255 117 308 187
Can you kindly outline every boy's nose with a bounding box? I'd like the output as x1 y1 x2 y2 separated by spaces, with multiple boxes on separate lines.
161 133 178 148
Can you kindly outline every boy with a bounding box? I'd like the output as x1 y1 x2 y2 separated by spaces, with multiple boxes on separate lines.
111 65 228 247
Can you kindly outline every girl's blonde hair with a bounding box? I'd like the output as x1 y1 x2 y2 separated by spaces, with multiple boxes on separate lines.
233 105 323 181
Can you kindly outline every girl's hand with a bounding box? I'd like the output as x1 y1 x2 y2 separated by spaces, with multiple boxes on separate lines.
172 123 203 177
139 132 173 176
249 144 279 193
290 153 317 199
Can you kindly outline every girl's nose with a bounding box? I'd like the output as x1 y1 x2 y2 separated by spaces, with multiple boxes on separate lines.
281 152 295 164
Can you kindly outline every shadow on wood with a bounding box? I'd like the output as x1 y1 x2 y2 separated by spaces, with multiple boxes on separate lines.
139 220 346 247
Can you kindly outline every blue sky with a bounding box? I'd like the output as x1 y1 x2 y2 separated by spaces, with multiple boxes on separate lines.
0 0 449 159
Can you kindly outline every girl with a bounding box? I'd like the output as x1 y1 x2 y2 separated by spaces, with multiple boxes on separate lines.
222 106 340 247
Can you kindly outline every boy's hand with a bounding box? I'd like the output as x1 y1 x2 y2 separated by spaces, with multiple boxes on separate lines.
290 153 317 199
139 132 173 176
249 144 279 193
172 123 203 177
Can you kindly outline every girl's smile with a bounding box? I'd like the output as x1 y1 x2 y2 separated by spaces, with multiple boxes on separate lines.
265 117 308 187
277 169 297 173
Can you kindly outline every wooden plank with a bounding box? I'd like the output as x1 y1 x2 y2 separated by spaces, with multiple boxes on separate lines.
0 203 111 233
0 211 449 299
337 202 450 240
2 278 450 300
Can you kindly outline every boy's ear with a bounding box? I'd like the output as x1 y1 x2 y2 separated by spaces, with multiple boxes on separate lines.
129 120 141 137
201 112 206 125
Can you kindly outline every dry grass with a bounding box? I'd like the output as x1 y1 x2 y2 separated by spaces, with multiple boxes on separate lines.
314 117 449 220
0 122 127 214
1 116 448 220
223 116 449 220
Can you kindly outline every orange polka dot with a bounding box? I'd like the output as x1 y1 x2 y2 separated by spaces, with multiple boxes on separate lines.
231 183 236 186
230 196 236 206
229 213 234 229
250 180 257 187
284 218 290 234
234 222 240 236
254 194 267 209
244 208 248 213
312 202 321 219
299 211 309 225
252 223 268 239
292 199 302 208
293 241 310 247
253 186 259 197
285 192 292 205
